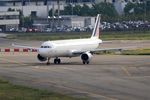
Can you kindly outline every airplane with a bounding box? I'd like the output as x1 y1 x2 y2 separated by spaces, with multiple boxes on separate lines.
12 14 127 65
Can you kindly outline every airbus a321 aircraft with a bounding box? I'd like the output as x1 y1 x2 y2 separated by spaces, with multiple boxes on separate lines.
13 14 125 65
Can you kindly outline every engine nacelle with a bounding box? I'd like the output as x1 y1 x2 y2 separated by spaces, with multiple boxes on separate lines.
37 54 47 62
81 52 93 61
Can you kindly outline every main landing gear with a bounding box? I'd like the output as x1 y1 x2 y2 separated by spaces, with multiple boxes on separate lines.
54 57 61 64
46 57 61 65
82 60 89 64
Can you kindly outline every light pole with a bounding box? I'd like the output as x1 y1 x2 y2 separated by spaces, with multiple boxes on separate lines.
144 0 147 21
52 3 55 31
57 0 60 27
71 0 73 16
21 0 24 27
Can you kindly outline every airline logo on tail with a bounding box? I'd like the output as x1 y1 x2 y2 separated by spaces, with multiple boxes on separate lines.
91 14 101 39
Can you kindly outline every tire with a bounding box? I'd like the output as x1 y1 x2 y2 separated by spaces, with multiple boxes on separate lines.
87 61 89 64
47 62 50 65
58 59 61 64
54 59 57 64
83 61 86 64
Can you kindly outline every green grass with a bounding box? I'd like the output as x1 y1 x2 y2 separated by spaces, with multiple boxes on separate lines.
101 31 150 40
6 32 90 41
0 79 87 100
6 31 150 41
95 48 150 55
122 48 150 55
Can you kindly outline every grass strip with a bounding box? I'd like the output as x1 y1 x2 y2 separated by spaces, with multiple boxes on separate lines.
95 48 150 55
6 31 150 41
0 79 87 100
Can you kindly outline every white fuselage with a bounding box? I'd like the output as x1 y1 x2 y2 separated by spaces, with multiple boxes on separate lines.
38 38 102 58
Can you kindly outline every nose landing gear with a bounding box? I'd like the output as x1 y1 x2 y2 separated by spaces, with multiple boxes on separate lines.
46 57 51 65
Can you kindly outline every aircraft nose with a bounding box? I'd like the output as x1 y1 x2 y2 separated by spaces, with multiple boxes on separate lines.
38 48 48 56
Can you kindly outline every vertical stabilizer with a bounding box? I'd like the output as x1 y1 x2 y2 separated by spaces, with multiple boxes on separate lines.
91 14 101 39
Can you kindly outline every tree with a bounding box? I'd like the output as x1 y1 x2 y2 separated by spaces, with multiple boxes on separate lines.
92 2 118 21
123 2 150 21
124 2 145 15
92 3 118 16
7 8 15 11
62 2 118 21
49 9 53 16
124 2 136 14
73 5 82 15
23 17 33 28
80 4 92 16
63 4 72 15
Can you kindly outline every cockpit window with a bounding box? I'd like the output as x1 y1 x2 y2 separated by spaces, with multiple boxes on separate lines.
41 46 51 48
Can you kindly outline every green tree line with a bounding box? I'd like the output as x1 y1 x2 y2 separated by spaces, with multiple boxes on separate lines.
49 2 118 22
49 2 150 22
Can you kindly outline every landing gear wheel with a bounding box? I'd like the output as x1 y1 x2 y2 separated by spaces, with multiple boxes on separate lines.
54 58 61 64
86 61 89 64
57 59 61 64
82 61 89 64
47 62 50 65
54 59 57 64
83 61 86 64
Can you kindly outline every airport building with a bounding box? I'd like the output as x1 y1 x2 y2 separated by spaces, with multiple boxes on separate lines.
0 0 145 31
0 11 19 31
34 16 95 32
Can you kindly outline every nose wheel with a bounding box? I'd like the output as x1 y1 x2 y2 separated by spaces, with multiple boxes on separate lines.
54 57 61 64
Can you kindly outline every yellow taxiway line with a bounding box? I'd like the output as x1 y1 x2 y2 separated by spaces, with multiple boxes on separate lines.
121 66 131 77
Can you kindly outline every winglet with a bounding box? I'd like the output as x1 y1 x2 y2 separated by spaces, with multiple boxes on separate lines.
91 14 101 39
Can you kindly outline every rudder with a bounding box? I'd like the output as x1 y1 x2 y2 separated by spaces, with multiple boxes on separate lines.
91 14 101 39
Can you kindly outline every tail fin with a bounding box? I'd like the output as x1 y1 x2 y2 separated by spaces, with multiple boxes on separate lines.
91 14 101 39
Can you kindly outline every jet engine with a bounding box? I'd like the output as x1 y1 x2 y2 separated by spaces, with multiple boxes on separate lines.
37 54 47 62
81 52 92 64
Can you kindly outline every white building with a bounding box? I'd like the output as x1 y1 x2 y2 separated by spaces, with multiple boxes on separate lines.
0 11 19 31
0 0 65 18
35 15 96 30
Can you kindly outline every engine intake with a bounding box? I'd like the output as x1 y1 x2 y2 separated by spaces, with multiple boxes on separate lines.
81 52 92 61
37 54 47 62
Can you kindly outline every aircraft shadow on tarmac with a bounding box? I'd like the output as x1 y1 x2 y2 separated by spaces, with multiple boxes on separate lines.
0 62 105 67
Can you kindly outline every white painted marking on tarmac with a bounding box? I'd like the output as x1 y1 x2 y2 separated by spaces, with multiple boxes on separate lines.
34 66 40 69
32 66 50 70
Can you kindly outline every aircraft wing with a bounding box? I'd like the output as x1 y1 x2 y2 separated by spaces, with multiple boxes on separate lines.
72 46 136 55
102 41 112 43
12 43 39 50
